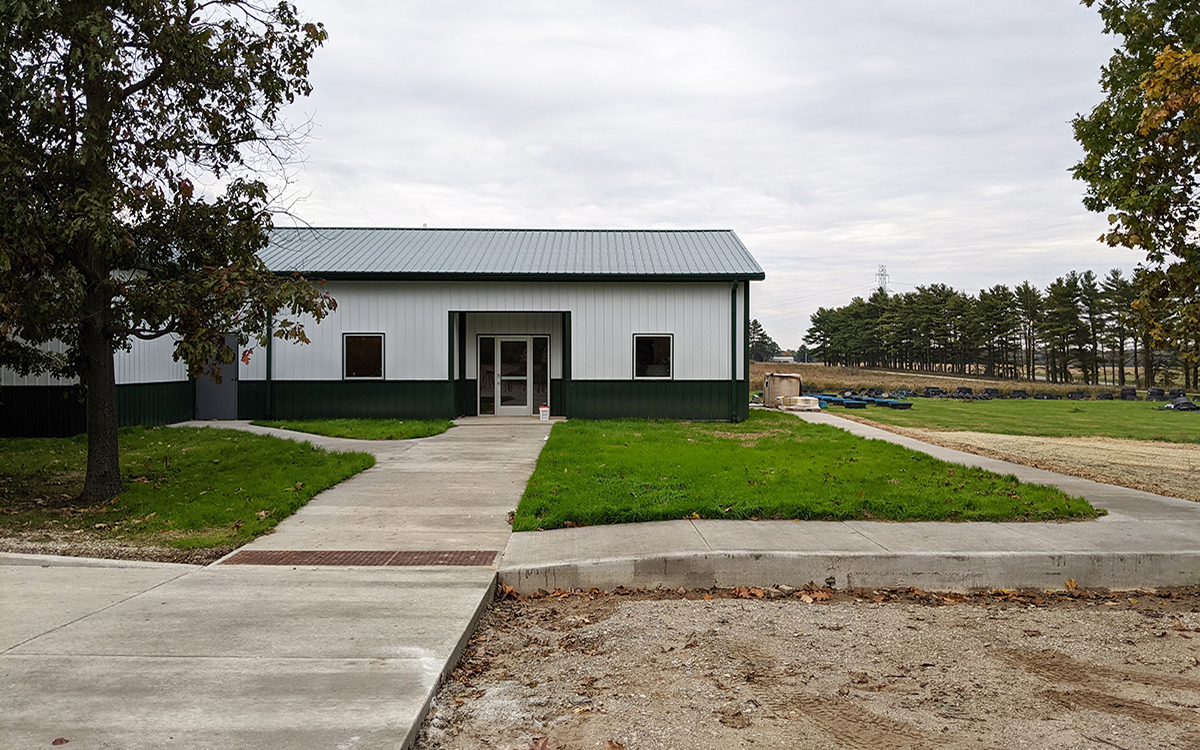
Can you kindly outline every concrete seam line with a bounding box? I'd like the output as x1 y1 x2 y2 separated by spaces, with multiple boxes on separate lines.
687 519 716 550
0 568 197 655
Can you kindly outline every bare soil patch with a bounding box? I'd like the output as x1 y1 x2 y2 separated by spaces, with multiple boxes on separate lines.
0 530 233 564
417 587 1200 750
836 415 1200 502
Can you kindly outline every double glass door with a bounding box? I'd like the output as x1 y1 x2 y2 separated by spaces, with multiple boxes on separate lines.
478 336 548 416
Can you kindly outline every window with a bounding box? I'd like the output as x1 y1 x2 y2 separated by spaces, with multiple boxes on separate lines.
344 334 383 379
634 335 672 379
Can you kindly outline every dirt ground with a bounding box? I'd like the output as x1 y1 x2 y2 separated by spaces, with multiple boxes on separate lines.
0 529 232 564
836 416 1200 503
416 586 1200 750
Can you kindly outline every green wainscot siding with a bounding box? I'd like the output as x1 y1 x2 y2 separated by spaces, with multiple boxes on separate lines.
238 381 269 420
0 381 192 438
266 380 457 420
566 380 748 421
117 381 193 427
0 386 87 437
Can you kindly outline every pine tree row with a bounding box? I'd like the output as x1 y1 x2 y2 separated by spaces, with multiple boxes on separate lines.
803 268 1198 390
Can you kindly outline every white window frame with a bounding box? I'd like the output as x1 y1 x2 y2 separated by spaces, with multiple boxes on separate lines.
632 333 673 380
343 333 385 380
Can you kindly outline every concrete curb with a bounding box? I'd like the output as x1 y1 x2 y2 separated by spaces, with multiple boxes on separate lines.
401 573 497 750
499 549 1200 593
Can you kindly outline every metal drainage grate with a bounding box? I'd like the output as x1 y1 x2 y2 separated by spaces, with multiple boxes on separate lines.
220 549 497 567
387 550 497 566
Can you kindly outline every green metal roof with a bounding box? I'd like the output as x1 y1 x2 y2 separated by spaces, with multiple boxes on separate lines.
263 228 765 280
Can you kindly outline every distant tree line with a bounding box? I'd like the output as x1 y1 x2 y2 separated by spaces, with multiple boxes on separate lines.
749 319 783 362
803 268 1199 390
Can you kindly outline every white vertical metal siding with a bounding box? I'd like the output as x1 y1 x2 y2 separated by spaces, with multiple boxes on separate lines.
114 335 189 384
1 340 76 386
262 280 736 381
465 312 562 379
2 336 187 386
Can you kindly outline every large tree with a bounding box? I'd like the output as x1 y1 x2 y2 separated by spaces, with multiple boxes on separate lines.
1072 0 1199 385
0 1 336 503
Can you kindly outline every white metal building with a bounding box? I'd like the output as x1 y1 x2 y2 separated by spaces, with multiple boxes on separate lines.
0 228 765 434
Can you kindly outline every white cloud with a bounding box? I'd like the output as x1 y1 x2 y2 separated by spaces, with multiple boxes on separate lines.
277 0 1134 343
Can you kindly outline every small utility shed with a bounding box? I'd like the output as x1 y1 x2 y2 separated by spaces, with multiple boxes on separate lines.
237 228 764 422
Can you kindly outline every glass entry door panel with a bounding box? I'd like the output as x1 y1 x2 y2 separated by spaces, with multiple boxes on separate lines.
478 337 496 415
532 337 549 410
497 338 529 415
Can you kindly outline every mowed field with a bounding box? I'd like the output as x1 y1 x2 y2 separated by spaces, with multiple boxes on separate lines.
846 397 1197 443
802 392 1198 502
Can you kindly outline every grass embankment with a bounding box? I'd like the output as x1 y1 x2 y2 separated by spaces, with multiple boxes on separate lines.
250 418 454 440
835 398 1198 443
514 411 1094 531
0 426 374 550
750 362 1157 399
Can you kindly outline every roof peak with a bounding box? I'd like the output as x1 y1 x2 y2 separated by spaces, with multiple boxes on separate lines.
273 227 735 233
262 226 764 280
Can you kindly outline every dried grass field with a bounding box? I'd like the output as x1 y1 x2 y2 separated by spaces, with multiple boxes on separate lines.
750 362 1148 398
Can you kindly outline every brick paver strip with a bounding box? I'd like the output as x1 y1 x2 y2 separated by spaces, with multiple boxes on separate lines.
221 549 497 566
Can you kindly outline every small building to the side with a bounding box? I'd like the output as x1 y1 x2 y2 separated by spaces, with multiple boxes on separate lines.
1 228 765 435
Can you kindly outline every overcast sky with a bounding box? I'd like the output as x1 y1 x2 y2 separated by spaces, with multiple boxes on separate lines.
277 0 1129 347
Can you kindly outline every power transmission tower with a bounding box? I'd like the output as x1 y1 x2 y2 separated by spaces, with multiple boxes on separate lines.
875 265 890 294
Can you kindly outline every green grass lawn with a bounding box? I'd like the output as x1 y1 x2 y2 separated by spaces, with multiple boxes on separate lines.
250 418 454 440
514 410 1095 531
0 426 374 549
834 398 1199 443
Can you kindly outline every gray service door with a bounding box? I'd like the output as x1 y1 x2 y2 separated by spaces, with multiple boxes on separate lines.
195 335 238 420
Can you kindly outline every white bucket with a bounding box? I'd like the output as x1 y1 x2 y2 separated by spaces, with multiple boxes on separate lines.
539 406 550 421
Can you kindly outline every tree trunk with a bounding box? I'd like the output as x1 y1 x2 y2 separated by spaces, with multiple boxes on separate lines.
78 268 122 504
1132 336 1139 387
1117 332 1126 386
1142 335 1155 389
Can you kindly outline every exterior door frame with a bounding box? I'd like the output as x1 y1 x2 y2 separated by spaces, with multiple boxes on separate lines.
195 334 238 420
496 336 531 416
476 334 550 417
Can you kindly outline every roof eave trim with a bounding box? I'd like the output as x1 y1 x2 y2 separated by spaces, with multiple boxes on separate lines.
274 271 767 282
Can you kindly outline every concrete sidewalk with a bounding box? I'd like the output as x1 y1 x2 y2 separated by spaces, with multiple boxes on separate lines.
2 418 552 750
500 411 1200 593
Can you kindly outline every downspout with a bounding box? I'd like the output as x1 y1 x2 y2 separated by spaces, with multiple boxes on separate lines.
743 280 750 422
457 312 467 415
447 311 456 417
266 311 274 419
563 311 571 417
730 281 738 422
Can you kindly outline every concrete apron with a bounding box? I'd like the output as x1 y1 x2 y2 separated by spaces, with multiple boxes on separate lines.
499 411 1200 594
1 418 552 750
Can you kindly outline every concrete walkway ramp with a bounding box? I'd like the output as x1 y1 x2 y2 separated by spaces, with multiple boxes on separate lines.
2 418 552 750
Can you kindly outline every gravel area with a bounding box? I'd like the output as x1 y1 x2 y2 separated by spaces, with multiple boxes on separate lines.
838 416 1200 503
417 587 1200 750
